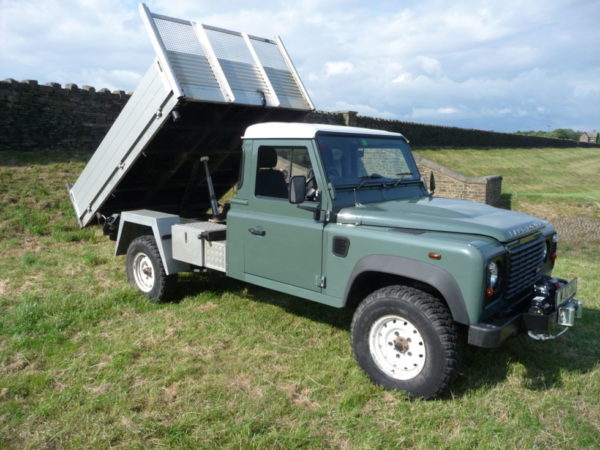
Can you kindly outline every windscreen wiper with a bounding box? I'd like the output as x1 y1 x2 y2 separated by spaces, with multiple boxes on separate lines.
356 174 383 190
392 172 415 187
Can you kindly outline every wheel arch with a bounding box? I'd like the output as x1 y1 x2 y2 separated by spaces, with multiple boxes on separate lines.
115 210 189 275
115 222 153 256
343 254 470 325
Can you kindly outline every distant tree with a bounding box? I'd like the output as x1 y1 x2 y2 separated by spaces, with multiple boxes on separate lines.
552 129 580 140
515 128 581 141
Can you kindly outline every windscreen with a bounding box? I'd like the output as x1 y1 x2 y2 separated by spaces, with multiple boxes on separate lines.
316 134 419 188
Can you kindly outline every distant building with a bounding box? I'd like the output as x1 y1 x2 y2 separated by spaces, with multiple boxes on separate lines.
579 130 599 144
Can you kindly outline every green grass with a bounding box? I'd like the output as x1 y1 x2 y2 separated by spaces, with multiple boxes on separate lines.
415 147 600 203
1 149 599 448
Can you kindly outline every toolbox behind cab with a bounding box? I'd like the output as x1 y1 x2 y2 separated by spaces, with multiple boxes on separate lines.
68 3 314 228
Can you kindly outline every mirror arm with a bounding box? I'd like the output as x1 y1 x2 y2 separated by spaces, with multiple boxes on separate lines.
297 204 320 220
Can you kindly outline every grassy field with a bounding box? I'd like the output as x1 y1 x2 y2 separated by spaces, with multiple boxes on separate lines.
416 147 600 203
1 148 599 448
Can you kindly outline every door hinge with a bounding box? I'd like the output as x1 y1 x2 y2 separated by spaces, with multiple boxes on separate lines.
315 275 326 288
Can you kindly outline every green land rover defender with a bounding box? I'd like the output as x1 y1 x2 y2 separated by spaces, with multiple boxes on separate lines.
69 5 583 399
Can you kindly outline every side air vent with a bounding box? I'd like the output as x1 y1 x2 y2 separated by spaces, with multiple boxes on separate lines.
333 236 350 257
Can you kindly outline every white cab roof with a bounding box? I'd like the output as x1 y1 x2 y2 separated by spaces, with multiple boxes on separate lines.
242 122 406 140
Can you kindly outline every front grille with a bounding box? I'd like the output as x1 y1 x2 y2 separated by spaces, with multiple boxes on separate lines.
506 237 545 299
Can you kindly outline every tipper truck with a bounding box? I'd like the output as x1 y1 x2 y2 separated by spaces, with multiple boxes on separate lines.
68 4 583 398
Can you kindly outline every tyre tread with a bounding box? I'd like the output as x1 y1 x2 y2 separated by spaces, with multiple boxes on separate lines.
126 235 177 302
351 285 459 399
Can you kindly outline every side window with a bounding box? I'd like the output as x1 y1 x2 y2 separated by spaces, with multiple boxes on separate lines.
236 150 245 190
255 146 313 199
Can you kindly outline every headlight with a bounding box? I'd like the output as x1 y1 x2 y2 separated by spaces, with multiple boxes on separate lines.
487 261 499 289
552 233 559 243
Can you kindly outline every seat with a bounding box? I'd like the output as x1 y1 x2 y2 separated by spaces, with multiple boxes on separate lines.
255 148 288 198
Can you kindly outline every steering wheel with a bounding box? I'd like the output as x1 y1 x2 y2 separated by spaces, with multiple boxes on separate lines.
305 169 318 201
306 169 315 187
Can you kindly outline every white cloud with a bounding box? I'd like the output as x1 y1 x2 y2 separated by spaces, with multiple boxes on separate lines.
437 107 459 115
324 61 354 77
78 69 142 91
392 73 412 84
411 106 462 119
418 56 444 77
0 0 599 132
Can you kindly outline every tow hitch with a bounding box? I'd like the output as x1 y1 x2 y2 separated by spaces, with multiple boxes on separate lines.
525 277 583 341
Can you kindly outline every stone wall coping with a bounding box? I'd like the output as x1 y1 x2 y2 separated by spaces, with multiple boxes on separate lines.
0 79 132 98
355 113 565 143
414 155 502 185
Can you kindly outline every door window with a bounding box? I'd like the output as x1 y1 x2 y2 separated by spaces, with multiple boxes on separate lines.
255 146 314 199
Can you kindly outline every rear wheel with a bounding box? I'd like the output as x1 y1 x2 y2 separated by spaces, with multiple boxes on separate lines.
351 285 459 399
126 235 177 302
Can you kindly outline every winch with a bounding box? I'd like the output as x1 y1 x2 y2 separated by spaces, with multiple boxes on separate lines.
524 276 582 340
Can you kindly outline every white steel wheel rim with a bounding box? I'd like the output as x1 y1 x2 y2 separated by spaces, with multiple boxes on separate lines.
368 314 426 380
132 252 155 293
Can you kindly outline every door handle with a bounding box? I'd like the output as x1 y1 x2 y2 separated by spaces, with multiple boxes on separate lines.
248 227 266 236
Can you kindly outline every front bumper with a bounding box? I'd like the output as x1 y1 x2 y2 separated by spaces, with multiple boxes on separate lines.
468 278 583 348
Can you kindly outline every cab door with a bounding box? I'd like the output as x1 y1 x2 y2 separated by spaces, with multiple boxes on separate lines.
241 140 324 292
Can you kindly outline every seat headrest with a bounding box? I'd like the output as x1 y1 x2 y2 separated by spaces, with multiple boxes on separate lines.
258 147 278 168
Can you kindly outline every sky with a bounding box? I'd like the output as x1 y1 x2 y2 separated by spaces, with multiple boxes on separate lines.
1 0 599 133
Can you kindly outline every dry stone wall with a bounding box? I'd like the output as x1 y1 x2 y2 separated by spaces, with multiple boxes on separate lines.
2 79 596 153
306 111 599 149
0 79 130 152
414 155 503 206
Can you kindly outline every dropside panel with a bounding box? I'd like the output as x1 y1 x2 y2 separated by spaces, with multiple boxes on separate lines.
69 62 175 227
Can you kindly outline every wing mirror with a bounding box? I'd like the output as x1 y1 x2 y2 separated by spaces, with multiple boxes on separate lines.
289 175 306 204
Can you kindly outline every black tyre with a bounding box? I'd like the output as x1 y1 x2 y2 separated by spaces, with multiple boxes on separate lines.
351 285 459 399
126 235 177 302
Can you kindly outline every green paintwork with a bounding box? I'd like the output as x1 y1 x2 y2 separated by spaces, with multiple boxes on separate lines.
336 197 548 243
226 134 555 325
227 139 328 292
322 224 494 321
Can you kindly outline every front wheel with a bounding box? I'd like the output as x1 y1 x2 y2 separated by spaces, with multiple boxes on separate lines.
126 235 177 302
351 285 460 399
